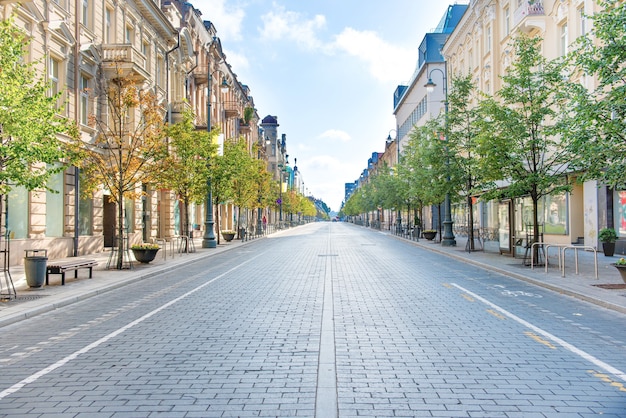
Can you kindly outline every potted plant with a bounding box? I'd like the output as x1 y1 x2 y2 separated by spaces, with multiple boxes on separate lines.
611 257 626 283
423 229 437 241
131 243 160 263
599 227 618 257
221 230 236 242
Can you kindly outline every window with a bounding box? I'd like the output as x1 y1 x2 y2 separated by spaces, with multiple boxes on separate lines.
504 7 510 36
79 75 90 125
82 0 88 26
560 22 568 56
104 8 112 43
142 41 150 72
79 197 93 235
486 25 492 53
578 7 586 37
7 187 28 239
49 57 59 97
46 168 64 237
125 24 134 45
124 198 135 232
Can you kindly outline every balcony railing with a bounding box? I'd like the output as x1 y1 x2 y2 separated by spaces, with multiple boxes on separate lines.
514 0 545 27
101 44 149 81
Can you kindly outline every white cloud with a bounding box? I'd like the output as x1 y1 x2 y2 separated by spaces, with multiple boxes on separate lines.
318 129 351 142
256 5 414 84
332 28 415 83
259 5 326 51
196 0 245 42
222 49 249 71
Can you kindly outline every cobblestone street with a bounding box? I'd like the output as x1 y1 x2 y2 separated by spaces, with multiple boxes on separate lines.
0 222 625 417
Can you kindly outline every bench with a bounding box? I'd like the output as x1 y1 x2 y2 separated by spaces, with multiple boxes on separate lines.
46 259 98 285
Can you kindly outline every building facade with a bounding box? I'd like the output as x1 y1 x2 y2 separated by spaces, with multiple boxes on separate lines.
442 0 604 255
0 0 269 266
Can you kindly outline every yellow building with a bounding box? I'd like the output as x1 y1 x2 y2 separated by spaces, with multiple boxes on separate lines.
441 0 604 254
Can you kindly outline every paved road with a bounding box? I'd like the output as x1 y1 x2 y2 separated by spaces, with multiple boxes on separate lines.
0 222 625 417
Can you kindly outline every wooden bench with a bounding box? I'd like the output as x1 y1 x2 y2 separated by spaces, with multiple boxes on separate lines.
46 259 98 286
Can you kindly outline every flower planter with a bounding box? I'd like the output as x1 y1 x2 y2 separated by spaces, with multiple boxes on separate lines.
602 242 616 257
423 231 437 241
612 264 626 283
132 248 159 263
222 232 235 242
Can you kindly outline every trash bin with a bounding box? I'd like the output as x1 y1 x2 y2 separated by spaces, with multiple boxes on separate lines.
24 249 48 288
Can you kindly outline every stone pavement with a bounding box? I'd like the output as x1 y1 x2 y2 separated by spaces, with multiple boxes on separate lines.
1 226 626 329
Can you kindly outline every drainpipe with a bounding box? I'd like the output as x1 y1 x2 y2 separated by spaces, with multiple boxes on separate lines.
73 0 80 257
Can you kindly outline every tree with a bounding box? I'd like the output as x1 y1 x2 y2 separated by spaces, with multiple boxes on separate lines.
478 35 576 250
446 75 493 249
567 0 626 188
161 109 217 239
79 64 167 269
0 15 78 247
402 120 453 234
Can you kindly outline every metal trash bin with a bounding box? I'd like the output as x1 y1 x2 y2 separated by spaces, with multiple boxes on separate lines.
24 249 48 288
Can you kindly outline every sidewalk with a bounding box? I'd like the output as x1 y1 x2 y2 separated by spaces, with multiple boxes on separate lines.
387 230 626 314
1 227 626 329
0 236 252 327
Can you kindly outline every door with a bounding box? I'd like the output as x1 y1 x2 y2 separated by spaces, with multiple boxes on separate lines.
498 200 514 256
103 195 116 247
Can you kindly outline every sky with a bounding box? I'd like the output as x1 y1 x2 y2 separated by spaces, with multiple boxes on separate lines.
193 0 456 212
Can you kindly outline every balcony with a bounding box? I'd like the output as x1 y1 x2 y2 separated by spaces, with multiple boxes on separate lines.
513 0 546 32
223 102 240 119
101 44 150 82
169 101 192 124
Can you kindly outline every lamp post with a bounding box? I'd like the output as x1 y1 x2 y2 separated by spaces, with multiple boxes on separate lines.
202 65 229 249
256 136 271 236
425 64 456 247
387 129 402 235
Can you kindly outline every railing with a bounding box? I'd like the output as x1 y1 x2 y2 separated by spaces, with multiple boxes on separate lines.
102 44 147 69
514 0 545 26
533 243 598 280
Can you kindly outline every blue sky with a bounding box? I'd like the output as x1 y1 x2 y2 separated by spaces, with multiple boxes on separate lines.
193 0 455 212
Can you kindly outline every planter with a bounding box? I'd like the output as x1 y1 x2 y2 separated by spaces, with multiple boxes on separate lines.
423 231 437 241
612 264 626 283
132 248 159 263
222 232 235 242
602 242 616 257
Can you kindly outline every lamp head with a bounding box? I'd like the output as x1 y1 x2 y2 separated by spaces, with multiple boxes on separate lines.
424 78 436 93
220 77 229 94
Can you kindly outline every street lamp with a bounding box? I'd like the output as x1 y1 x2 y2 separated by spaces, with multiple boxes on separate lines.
202 63 229 249
256 136 271 236
425 65 456 247
387 129 402 235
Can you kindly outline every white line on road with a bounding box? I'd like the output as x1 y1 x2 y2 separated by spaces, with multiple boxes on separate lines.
452 283 626 382
0 254 265 400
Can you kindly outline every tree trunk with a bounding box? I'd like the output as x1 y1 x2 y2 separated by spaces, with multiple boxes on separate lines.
116 191 125 270
468 195 475 251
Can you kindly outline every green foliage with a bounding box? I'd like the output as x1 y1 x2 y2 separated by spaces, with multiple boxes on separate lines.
477 35 576 241
0 15 79 196
599 227 618 243
566 0 626 188
160 108 217 234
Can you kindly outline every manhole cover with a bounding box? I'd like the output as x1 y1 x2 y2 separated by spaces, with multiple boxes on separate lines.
592 284 626 290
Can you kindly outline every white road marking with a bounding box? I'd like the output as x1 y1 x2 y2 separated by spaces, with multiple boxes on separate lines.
452 283 626 383
0 254 264 400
